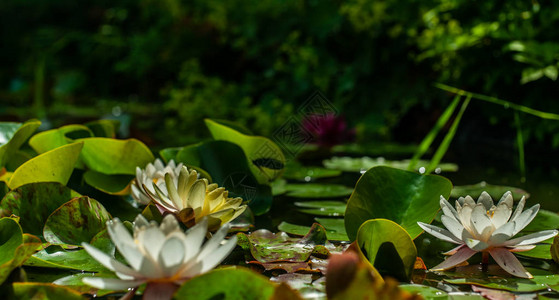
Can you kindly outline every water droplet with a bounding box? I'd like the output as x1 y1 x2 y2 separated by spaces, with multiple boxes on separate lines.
419 167 426 174
112 105 122 116
304 176 311 182
435 167 442 174
360 169 366 174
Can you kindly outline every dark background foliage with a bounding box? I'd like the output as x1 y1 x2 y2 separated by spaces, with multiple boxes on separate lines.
1 0 558 158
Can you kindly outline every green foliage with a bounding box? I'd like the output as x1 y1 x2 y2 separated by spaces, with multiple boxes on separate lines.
356 219 417 281
8 142 83 189
174 267 276 300
0 182 81 237
345 166 452 241
0 218 42 285
205 119 285 184
6 0 559 146
43 196 112 245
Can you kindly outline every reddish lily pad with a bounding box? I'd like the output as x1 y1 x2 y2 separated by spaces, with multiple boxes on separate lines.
43 196 112 245
13 282 84 299
444 266 559 292
242 223 329 263
0 182 81 238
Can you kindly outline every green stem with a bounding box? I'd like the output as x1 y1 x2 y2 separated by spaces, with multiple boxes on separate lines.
434 83 559 120
514 111 526 182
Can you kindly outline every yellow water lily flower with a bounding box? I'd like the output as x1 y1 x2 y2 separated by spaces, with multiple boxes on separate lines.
144 166 247 231
418 191 557 278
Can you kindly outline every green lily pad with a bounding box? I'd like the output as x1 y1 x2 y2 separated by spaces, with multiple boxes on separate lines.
0 182 81 238
399 284 449 299
159 147 183 163
174 267 276 300
0 218 42 285
0 120 41 170
43 197 112 245
83 171 133 195
356 219 417 281
29 124 92 155
205 119 285 184
25 245 109 272
523 209 559 232
85 119 120 138
345 166 452 241
285 183 353 198
271 178 287 196
278 218 348 241
516 243 552 260
444 267 559 292
294 200 346 216
323 156 458 173
283 160 341 181
13 282 85 299
242 223 328 263
451 182 529 201
76 137 154 175
8 142 84 189
52 272 119 297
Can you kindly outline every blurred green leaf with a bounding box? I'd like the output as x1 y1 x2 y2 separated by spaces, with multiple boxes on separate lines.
205 119 285 184
0 120 41 170
284 183 353 198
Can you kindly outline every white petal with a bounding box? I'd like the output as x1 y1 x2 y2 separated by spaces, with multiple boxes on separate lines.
491 203 512 229
488 247 532 278
136 225 166 259
159 214 181 235
465 238 489 251
508 245 536 252
81 243 142 279
197 223 232 260
470 204 494 241
441 215 466 240
107 219 144 271
443 244 464 255
440 196 460 222
503 230 558 247
512 204 540 235
488 221 516 246
182 218 208 263
477 192 494 210
431 245 477 271
154 158 165 170
497 191 513 206
82 277 145 290
158 236 186 277
417 222 462 244
509 196 526 222
134 214 150 230
199 235 238 273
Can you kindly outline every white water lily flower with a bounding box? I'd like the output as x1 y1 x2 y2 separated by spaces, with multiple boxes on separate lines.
144 166 247 231
131 159 183 205
82 214 237 297
418 191 558 278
